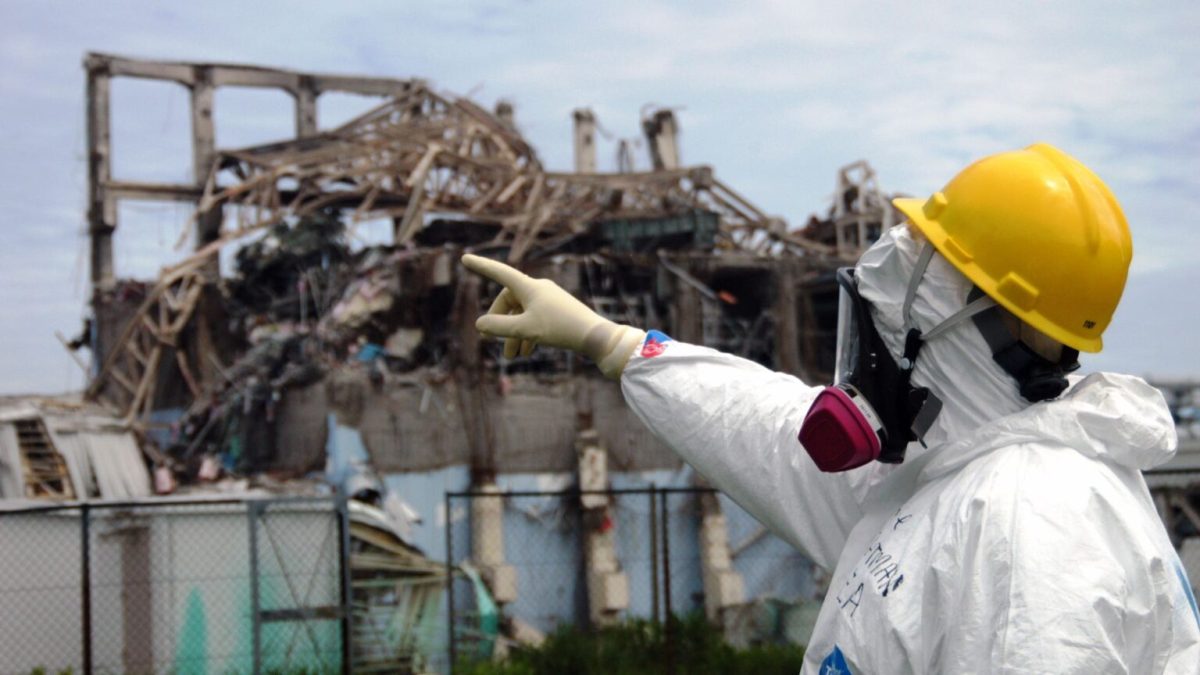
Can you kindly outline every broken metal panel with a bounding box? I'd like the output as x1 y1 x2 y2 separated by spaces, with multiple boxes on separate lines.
0 398 152 500
597 210 718 253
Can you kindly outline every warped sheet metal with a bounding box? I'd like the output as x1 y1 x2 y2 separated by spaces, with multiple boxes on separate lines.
0 399 152 501
0 424 23 499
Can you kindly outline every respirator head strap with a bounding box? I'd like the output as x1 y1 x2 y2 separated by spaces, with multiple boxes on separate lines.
968 287 1079 402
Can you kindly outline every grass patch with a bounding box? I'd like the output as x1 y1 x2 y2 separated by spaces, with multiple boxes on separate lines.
460 613 804 675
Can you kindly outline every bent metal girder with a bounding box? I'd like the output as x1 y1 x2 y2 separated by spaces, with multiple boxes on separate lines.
89 82 837 424
195 84 833 263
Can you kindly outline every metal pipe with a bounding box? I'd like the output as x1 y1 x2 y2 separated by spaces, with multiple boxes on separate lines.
649 485 659 626
660 490 674 675
248 501 262 675
445 491 457 673
80 503 93 675
337 493 353 675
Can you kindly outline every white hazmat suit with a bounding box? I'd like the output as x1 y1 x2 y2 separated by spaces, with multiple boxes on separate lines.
620 226 1200 674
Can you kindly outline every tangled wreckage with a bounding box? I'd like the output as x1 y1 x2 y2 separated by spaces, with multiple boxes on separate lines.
77 53 893 487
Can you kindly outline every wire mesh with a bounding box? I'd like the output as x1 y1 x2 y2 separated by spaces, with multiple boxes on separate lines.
0 497 348 675
0 506 84 675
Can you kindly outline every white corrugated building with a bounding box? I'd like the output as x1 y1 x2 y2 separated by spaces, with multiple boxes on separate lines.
0 396 152 501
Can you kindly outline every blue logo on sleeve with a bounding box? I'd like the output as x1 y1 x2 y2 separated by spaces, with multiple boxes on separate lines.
640 330 673 358
820 645 853 675
645 329 672 344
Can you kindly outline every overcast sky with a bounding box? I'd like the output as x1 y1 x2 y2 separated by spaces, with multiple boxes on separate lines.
2 1 1198 394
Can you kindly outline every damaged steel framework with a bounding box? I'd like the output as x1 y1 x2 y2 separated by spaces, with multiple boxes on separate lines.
79 53 897 483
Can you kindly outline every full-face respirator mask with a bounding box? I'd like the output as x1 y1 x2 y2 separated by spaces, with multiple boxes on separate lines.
797 244 1079 473
798 266 943 472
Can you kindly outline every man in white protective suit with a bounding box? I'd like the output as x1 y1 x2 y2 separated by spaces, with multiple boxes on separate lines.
461 143 1200 674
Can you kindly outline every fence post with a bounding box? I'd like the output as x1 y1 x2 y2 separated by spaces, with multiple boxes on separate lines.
445 491 456 674
649 485 659 626
337 493 353 675
80 502 92 675
660 490 674 675
248 501 262 675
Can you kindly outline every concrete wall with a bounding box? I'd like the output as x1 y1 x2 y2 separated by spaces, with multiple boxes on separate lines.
331 373 682 475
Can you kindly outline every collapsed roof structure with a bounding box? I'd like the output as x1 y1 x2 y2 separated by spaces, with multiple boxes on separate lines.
76 53 897 487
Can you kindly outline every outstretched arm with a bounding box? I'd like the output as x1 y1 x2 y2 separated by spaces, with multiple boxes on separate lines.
621 336 873 570
461 254 873 570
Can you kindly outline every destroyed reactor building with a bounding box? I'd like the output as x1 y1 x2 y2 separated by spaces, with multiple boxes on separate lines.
80 52 889 487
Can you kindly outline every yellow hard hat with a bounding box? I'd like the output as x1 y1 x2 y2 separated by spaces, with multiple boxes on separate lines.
893 143 1132 353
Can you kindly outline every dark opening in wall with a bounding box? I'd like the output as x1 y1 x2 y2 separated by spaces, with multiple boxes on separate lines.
706 268 776 368
800 271 840 381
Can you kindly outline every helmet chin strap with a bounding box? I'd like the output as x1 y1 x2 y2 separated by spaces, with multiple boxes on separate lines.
902 242 999 341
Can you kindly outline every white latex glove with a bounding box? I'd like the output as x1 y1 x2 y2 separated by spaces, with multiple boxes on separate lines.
461 254 646 379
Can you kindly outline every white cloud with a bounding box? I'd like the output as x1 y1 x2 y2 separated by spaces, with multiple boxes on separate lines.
0 0 1197 392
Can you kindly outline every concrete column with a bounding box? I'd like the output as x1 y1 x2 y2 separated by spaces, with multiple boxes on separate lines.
642 109 680 171
774 260 803 377
470 482 518 604
191 66 222 257
495 100 516 131
85 58 115 287
577 430 628 625
572 109 596 173
294 77 318 138
697 490 745 625
671 267 704 345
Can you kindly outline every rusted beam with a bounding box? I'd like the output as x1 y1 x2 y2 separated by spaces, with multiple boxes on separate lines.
89 53 194 85
105 181 203 203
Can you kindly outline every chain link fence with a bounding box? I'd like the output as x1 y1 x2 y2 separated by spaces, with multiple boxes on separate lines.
0 496 350 675
444 486 821 673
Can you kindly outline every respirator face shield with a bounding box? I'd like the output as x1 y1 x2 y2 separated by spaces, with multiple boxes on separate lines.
799 267 944 473
798 241 1084 474
833 274 862 385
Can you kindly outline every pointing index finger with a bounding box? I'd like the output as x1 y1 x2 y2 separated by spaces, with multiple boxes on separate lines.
462 254 534 296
